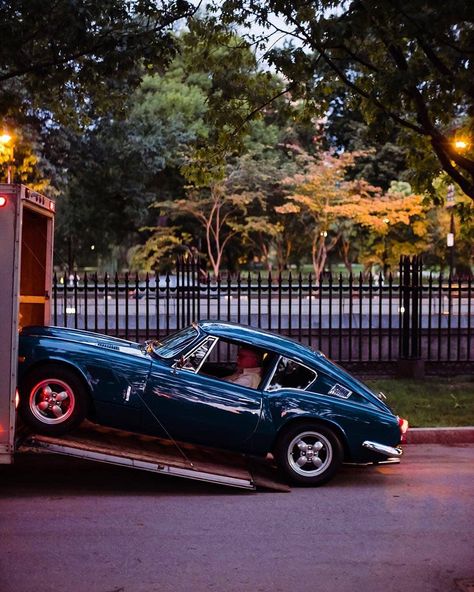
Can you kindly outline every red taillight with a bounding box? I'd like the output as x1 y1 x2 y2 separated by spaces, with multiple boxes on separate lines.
0 196 6 207
15 389 20 409
398 417 409 443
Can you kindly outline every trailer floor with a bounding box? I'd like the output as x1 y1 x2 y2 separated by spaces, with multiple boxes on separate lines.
17 422 290 492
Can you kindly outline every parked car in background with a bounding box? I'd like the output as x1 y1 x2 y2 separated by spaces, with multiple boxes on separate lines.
17 321 407 485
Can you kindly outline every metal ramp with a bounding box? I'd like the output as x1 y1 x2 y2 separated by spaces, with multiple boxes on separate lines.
16 423 290 492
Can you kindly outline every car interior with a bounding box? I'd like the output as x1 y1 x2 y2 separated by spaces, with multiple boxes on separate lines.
179 336 316 391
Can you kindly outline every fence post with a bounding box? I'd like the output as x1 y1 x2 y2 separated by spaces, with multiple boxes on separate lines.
398 255 425 378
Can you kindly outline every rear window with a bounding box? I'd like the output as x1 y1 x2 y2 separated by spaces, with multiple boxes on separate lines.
266 356 317 391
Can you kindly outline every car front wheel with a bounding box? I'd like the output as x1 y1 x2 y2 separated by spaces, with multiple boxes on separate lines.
275 423 343 486
19 365 89 435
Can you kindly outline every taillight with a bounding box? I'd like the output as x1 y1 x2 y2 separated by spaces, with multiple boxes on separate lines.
398 417 409 443
15 389 20 409
0 196 7 207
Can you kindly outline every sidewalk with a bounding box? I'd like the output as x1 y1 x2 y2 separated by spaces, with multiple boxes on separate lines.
406 427 474 444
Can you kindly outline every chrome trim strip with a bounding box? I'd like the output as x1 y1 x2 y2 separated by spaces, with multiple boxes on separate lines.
362 440 403 457
262 354 281 391
175 336 218 373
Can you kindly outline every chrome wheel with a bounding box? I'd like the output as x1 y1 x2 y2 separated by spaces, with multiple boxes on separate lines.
287 430 333 478
29 379 75 425
276 423 343 485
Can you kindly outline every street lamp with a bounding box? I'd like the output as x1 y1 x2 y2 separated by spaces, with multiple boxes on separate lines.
452 138 469 152
446 184 455 277
0 131 13 183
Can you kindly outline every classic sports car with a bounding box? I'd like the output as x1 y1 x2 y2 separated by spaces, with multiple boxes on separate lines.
18 321 407 485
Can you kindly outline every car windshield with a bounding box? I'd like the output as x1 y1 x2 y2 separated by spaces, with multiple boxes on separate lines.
151 326 199 359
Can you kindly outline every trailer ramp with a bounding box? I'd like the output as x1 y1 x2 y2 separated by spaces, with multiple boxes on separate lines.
17 423 289 492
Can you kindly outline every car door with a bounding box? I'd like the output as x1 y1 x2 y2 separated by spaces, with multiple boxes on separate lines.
141 336 263 452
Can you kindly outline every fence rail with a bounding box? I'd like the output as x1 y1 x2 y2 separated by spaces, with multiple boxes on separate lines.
51 257 473 373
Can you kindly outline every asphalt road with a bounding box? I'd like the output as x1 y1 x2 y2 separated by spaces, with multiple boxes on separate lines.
1 444 473 592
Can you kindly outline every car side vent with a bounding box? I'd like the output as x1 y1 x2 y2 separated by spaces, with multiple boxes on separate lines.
96 342 120 351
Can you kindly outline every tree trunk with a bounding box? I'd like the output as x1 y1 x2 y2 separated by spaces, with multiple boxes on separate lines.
341 240 352 274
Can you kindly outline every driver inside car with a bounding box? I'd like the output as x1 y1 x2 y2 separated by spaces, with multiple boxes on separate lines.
224 346 263 389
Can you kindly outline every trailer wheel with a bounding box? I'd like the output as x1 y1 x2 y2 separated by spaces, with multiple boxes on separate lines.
275 422 343 486
19 365 88 435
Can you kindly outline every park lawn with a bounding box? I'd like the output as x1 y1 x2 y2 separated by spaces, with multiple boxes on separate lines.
365 377 474 427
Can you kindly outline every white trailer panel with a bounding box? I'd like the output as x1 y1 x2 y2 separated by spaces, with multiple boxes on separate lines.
0 184 55 463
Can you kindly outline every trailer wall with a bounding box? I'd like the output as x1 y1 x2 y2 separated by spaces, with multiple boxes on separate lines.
0 184 54 463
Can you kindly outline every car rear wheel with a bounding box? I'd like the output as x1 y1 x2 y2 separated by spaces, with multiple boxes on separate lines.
19 365 89 435
275 423 343 486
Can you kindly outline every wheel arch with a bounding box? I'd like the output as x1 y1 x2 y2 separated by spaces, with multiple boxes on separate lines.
273 416 351 461
19 358 94 410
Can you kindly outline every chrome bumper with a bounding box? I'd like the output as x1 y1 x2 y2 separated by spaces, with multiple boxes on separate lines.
362 440 403 457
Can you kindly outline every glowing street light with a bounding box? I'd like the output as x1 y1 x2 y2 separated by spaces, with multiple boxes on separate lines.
0 132 12 144
452 138 469 152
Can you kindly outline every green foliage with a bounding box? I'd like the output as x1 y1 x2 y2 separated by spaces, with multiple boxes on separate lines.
0 0 197 268
0 0 194 127
0 127 55 194
365 378 474 427
4 4 471 274
178 19 292 183
218 0 474 200
130 69 209 171
323 92 410 190
54 50 212 270
130 227 192 271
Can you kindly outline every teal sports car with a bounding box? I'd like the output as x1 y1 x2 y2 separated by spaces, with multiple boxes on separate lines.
18 321 407 485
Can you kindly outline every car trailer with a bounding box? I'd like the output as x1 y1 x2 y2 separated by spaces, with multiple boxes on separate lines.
0 184 55 466
16 422 290 492
0 185 288 491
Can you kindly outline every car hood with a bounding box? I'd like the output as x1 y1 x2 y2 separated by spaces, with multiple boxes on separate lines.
21 326 146 358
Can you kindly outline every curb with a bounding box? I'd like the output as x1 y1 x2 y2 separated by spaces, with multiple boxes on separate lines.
406 427 474 445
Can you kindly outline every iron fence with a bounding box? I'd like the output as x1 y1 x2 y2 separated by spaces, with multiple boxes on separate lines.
51 257 473 373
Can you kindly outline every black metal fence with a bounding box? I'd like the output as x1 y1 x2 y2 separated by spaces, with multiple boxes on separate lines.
52 257 473 374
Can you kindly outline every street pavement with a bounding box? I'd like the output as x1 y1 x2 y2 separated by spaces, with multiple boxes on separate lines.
1 443 473 592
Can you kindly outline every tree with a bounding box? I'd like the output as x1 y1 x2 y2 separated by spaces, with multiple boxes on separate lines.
352 185 428 274
222 149 301 271
54 54 212 271
215 0 474 200
277 152 358 276
323 89 410 191
176 18 291 184
0 1 200 264
0 0 197 127
130 226 193 272
0 126 54 194
157 183 253 276
125 27 305 274
278 152 428 276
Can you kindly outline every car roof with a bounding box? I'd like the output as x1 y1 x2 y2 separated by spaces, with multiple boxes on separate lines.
198 320 320 364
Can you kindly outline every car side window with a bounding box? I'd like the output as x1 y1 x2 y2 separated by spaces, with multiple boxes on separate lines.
180 337 218 373
266 356 317 391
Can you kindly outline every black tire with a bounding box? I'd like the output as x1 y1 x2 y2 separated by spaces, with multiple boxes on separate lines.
19 365 89 435
275 422 343 486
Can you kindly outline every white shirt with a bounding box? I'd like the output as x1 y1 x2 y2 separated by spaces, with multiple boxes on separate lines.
226 367 262 389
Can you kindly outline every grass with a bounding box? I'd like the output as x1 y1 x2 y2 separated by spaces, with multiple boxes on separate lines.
365 377 474 427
